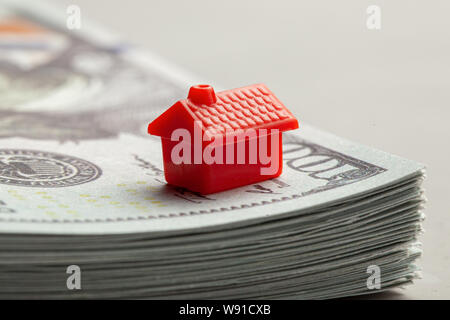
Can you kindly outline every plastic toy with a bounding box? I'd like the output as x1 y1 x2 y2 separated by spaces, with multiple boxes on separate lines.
148 84 299 194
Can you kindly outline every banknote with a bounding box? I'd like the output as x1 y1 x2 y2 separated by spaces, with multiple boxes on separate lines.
0 0 426 300
0 0 425 236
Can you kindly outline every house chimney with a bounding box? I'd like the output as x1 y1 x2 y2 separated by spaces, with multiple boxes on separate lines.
188 84 217 105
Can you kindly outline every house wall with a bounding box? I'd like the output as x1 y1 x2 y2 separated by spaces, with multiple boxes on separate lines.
160 133 283 194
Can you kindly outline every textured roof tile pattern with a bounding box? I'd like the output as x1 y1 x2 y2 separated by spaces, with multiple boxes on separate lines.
184 84 295 134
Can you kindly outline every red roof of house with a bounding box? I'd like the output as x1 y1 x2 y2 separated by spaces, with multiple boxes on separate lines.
148 84 298 138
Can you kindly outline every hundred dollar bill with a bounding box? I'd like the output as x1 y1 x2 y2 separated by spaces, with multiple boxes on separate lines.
0 0 425 237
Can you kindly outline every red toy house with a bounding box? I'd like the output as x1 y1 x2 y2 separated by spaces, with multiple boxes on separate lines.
148 84 298 194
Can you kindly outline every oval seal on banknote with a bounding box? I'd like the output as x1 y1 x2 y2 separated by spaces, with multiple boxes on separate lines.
0 149 101 187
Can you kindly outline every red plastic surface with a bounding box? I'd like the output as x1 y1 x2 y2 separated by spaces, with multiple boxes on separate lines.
148 84 299 194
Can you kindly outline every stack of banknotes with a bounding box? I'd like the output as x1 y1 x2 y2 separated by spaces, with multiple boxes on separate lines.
0 1 425 299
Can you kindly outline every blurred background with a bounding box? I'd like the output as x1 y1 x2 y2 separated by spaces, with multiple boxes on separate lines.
48 0 449 299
